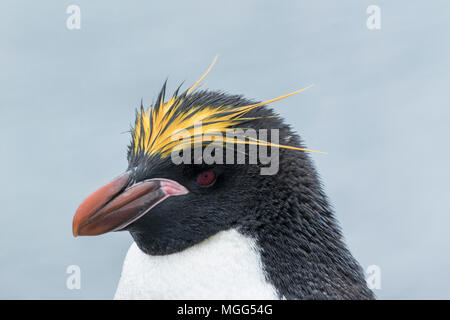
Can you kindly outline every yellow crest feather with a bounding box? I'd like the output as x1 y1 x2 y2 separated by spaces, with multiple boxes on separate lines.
131 58 320 158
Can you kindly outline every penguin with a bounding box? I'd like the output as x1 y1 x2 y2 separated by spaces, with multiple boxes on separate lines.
72 61 374 300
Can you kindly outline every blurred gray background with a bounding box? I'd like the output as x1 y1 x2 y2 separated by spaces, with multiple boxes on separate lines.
1 0 449 299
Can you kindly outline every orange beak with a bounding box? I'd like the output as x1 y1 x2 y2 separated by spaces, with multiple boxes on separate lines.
72 172 189 236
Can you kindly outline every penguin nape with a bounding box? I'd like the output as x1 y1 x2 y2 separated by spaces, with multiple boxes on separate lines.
72 63 374 300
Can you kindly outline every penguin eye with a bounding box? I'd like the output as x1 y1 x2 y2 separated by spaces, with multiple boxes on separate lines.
196 170 216 186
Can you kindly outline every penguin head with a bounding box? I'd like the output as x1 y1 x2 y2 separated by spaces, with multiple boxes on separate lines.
72 62 315 255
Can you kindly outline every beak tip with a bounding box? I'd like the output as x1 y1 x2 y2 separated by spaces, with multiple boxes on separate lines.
71 172 131 238
72 215 81 237
72 224 79 237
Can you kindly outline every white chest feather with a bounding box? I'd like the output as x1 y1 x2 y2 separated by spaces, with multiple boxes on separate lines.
114 229 279 299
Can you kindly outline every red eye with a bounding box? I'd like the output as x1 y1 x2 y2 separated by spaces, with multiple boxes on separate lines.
196 170 216 186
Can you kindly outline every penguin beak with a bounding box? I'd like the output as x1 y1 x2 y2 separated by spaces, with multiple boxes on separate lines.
72 172 189 237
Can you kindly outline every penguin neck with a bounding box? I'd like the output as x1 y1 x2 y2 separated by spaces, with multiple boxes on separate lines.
241 214 374 299
238 150 374 299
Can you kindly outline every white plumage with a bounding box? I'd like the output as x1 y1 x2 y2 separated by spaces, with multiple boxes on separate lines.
114 229 278 299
